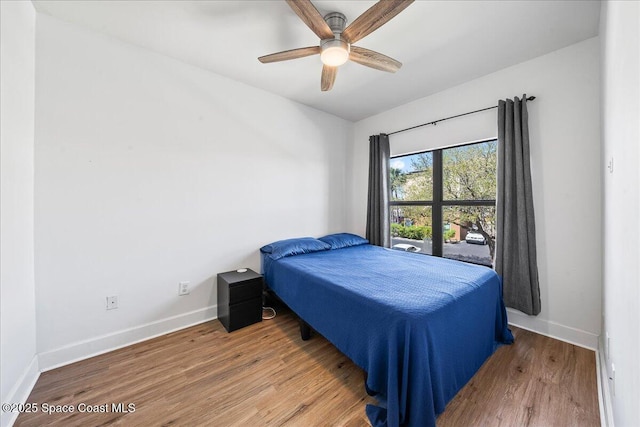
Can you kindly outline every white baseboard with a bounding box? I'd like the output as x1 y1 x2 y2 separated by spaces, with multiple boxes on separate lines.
1 355 40 427
506 308 599 350
38 305 217 372
597 338 615 427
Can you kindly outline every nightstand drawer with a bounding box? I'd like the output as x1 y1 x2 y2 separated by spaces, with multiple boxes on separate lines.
229 278 262 304
224 297 262 332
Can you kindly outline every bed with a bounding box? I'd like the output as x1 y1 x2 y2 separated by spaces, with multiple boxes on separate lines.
260 234 513 427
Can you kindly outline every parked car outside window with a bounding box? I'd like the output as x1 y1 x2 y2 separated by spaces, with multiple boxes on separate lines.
465 231 487 245
392 243 422 253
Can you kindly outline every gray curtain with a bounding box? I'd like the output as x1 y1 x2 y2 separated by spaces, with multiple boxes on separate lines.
366 134 391 248
495 95 541 315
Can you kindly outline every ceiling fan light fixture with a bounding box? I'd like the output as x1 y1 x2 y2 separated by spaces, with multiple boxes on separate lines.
320 38 350 67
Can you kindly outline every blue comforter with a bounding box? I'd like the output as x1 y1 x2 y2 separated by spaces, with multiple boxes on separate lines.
263 244 513 427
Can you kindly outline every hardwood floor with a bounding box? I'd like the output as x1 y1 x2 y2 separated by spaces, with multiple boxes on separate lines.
436 327 599 427
16 311 599 426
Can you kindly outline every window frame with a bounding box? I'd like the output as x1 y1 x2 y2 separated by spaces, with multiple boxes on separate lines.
389 138 497 261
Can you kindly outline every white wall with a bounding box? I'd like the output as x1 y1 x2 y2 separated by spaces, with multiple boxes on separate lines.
34 14 352 369
348 38 602 349
600 1 640 425
0 2 39 427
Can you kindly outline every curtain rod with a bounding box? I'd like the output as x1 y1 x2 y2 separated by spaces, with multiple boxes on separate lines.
387 95 536 136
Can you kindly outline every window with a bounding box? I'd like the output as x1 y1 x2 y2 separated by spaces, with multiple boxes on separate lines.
389 140 497 266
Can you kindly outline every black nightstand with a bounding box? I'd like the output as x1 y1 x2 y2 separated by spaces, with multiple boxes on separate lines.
217 268 263 332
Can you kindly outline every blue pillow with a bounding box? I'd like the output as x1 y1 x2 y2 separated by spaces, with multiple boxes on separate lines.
260 237 331 260
318 233 369 250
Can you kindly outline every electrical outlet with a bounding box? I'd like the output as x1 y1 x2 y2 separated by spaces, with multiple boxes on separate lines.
106 295 118 310
178 281 190 296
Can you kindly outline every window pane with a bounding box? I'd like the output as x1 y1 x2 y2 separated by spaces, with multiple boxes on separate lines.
390 205 432 255
390 152 433 201
443 140 497 201
442 205 496 267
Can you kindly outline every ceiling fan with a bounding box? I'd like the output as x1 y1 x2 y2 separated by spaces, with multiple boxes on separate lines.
258 0 414 91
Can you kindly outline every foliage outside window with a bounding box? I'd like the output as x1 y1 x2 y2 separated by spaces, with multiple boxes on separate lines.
389 140 497 266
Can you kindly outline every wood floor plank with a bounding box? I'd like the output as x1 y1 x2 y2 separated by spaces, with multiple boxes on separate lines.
15 312 599 426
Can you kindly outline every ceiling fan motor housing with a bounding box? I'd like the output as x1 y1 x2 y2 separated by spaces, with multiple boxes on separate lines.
324 12 347 35
320 11 350 65
320 38 349 53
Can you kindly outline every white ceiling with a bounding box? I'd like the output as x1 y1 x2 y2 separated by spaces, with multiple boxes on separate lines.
32 0 601 122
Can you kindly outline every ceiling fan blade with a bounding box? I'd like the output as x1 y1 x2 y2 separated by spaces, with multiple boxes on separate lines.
321 65 337 91
258 46 321 63
342 0 414 44
285 0 334 40
349 46 402 73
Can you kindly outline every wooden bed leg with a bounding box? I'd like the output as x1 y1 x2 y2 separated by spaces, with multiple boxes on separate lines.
299 320 312 341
